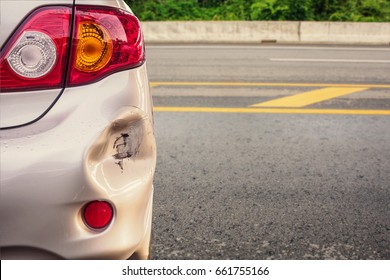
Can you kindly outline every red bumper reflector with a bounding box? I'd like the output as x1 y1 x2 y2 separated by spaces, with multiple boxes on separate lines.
83 201 113 230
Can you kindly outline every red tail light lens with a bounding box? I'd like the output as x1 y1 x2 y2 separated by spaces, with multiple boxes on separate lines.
83 201 114 230
0 7 71 92
67 6 145 86
0 5 145 92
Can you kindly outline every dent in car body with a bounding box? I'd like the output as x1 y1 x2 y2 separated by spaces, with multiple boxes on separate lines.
112 119 144 170
85 107 155 194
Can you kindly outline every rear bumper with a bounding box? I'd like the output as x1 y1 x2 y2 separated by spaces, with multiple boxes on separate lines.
0 66 156 259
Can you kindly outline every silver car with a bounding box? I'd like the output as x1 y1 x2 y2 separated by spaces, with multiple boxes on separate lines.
0 0 156 259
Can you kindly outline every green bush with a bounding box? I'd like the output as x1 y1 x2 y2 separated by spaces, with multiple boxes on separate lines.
125 0 390 22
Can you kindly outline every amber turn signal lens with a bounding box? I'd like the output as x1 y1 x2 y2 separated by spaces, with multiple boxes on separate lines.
68 6 144 86
75 22 113 72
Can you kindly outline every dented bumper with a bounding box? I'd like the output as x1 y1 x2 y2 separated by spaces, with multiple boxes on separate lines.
0 66 156 259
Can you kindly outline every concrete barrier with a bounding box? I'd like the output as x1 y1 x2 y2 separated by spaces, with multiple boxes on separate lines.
300 22 390 45
141 21 390 45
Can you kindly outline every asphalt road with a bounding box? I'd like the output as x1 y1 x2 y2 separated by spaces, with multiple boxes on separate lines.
146 45 390 260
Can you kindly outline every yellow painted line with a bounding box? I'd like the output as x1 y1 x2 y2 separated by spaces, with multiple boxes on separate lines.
150 82 390 89
153 107 390 115
250 87 368 108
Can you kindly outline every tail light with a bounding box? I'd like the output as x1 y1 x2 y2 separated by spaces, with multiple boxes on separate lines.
0 6 71 92
0 5 144 93
68 6 144 86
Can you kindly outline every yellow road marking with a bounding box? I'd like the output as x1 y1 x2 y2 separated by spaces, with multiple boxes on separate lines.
250 87 368 108
154 107 390 115
150 82 390 89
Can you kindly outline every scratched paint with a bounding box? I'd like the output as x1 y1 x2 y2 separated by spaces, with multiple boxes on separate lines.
112 120 144 170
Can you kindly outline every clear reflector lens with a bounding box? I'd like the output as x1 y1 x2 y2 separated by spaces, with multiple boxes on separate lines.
6 31 57 78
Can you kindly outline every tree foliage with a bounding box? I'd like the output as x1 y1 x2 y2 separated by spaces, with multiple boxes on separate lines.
125 0 390 22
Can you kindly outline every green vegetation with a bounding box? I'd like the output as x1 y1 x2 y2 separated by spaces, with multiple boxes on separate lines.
125 0 390 22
